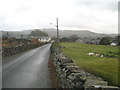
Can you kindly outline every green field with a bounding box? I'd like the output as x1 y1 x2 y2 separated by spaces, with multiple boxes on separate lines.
60 42 119 86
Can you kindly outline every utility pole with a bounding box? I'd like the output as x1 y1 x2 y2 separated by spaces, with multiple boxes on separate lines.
50 18 59 42
56 17 59 42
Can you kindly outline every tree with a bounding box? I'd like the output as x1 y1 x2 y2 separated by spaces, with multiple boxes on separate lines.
69 35 79 42
60 37 70 42
114 35 120 45
100 37 111 45
2 32 11 40
29 30 48 37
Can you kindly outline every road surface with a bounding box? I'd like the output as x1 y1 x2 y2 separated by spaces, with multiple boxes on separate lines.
2 44 51 88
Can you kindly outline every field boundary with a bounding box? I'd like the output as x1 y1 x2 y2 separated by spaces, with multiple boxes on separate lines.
49 42 119 89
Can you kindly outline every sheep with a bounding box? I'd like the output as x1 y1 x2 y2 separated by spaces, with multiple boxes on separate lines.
88 52 95 56
100 55 104 57
95 54 100 57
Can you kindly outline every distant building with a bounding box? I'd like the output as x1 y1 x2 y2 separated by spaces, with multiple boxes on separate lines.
77 38 100 44
75 39 84 43
110 42 117 46
38 37 51 43
91 39 100 44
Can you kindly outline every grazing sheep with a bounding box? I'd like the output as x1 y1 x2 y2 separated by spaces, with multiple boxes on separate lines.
88 52 104 57
88 52 95 56
95 54 100 57
100 55 104 57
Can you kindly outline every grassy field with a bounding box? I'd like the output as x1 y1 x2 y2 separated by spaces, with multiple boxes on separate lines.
60 42 119 86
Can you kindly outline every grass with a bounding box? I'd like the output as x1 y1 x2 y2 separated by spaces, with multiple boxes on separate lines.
60 42 119 86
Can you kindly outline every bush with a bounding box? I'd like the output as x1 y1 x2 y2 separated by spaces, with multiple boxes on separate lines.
100 37 111 45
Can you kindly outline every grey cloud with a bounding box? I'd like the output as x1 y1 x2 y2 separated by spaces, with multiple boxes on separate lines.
75 1 118 11
2 24 29 31
15 6 32 12
60 23 90 29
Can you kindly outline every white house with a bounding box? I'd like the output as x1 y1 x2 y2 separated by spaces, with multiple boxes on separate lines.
38 37 51 43
110 42 117 46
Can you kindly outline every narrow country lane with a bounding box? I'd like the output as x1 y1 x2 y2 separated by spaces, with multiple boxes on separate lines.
2 44 51 88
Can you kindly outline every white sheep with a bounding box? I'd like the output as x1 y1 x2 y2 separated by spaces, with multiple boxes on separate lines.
88 52 95 56
100 55 104 57
95 54 100 57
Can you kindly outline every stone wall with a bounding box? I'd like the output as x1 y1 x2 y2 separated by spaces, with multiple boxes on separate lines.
2 43 46 58
50 43 119 89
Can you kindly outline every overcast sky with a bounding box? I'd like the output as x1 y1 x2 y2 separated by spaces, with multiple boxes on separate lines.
0 0 119 34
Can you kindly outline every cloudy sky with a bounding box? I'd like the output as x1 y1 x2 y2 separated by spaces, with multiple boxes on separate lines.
0 0 119 34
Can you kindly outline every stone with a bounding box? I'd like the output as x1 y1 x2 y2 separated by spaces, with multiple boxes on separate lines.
84 78 108 88
59 58 73 65
60 63 75 69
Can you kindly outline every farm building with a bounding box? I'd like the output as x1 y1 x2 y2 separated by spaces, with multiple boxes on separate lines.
38 37 51 43
110 42 117 46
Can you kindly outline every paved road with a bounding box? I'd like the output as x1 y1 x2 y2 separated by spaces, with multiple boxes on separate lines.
2 44 51 88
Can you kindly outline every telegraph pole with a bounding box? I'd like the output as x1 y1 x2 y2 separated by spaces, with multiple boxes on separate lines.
56 17 59 42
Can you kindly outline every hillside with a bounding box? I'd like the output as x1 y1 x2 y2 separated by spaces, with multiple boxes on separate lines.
41 28 117 38
1 29 117 38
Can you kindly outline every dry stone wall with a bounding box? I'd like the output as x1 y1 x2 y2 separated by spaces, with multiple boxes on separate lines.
50 44 119 89
2 43 46 58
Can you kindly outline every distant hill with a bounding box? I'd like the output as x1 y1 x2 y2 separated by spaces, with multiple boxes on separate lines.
1 28 117 38
1 31 30 38
41 28 117 38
